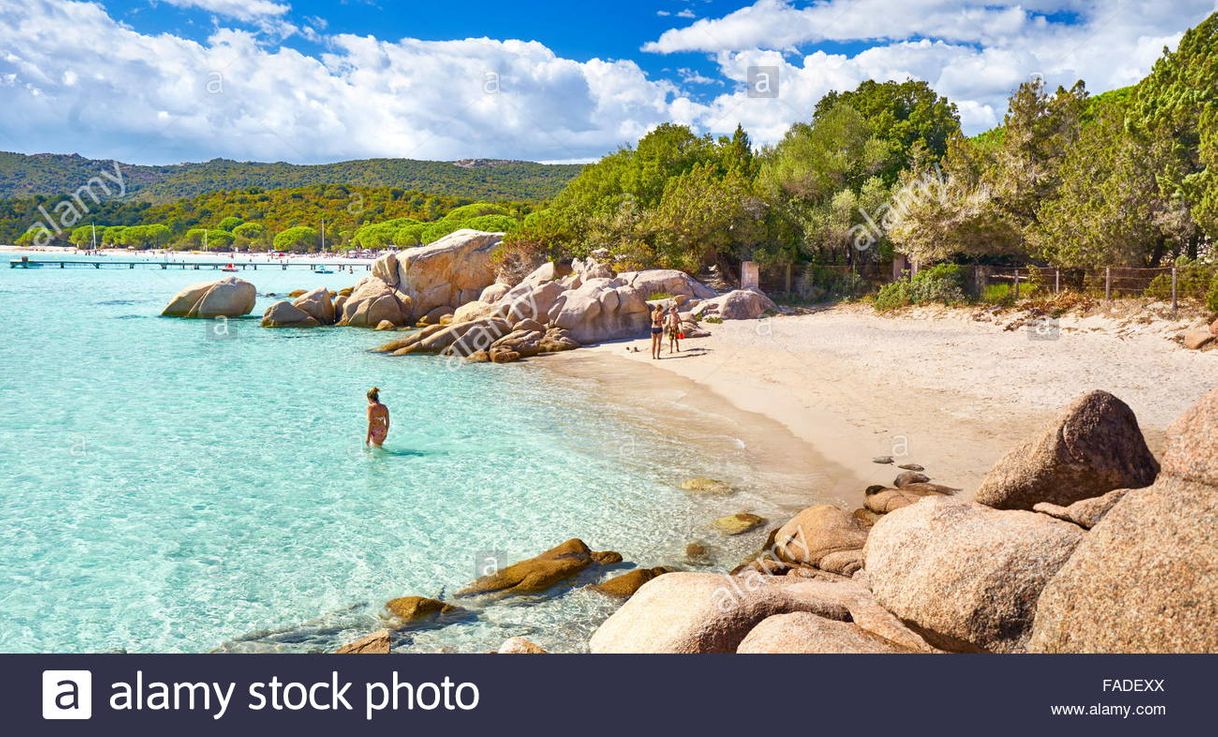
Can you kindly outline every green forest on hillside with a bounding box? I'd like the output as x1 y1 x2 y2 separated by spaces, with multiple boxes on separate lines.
0 153 580 203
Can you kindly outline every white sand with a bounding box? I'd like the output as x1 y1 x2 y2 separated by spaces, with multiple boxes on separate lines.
559 303 1218 502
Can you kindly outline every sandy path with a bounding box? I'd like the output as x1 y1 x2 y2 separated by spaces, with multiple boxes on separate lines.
559 304 1218 500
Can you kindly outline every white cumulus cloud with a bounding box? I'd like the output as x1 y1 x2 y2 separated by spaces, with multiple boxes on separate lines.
0 0 699 164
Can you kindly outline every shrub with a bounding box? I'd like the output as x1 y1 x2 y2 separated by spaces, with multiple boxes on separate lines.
873 281 910 311
1208 272 1218 313
1144 260 1215 302
907 263 968 305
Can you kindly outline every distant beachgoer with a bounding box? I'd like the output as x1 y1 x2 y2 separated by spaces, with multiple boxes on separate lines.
666 304 682 354
365 387 390 447
650 304 665 359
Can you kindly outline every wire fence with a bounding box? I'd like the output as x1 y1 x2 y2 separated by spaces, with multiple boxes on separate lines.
757 260 1218 308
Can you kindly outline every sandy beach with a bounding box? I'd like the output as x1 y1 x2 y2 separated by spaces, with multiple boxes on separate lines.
553 303 1218 501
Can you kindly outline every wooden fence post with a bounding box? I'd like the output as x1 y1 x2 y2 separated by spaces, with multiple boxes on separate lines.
1105 267 1112 301
1171 267 1178 313
1014 269 1020 300
1054 268 1060 295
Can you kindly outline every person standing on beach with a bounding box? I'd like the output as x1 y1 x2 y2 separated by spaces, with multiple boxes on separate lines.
365 387 390 447
666 304 682 354
650 304 665 359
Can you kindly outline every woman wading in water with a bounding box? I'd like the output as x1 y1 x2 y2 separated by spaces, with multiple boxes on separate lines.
365 387 390 447
650 304 665 359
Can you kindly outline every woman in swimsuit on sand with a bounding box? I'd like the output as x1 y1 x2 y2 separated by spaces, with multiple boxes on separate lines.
650 304 665 359
365 387 390 447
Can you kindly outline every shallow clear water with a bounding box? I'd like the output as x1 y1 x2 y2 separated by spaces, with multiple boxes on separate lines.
0 253 807 653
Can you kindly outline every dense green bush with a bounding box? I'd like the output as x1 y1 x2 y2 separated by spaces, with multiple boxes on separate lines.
1208 272 1218 312
907 263 968 304
1143 259 1216 301
873 281 910 311
873 263 968 310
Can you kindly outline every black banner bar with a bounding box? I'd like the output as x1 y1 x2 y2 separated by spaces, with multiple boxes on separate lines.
5 654 1210 735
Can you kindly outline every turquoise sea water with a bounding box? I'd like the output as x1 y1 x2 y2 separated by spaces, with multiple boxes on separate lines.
0 253 804 653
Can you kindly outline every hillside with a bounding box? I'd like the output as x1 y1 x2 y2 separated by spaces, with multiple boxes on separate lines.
0 152 583 203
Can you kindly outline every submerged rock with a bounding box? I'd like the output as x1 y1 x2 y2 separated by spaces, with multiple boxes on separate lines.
384 596 462 626
713 512 766 535
589 567 674 598
456 538 620 597
679 477 734 494
974 390 1159 510
497 636 547 654
334 629 390 654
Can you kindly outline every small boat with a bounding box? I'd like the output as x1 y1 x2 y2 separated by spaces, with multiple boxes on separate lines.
221 263 238 272
314 265 335 274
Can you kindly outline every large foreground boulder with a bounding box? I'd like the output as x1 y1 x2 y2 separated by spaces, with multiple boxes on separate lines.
691 288 777 320
374 230 502 320
588 572 851 653
1029 386 1218 653
162 277 256 318
737 612 909 654
1029 478 1218 653
974 390 1159 510
864 497 1085 653
456 538 621 597
1159 386 1218 487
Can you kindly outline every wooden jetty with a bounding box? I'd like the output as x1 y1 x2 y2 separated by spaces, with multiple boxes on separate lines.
10 256 370 272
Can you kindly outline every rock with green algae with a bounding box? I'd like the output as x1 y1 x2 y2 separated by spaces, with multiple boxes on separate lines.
679 477 734 494
713 512 766 535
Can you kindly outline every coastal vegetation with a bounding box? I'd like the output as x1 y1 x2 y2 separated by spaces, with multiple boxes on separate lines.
496 12 1218 306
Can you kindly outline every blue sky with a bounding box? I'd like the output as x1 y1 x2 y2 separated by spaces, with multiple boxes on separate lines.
0 1 1214 164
